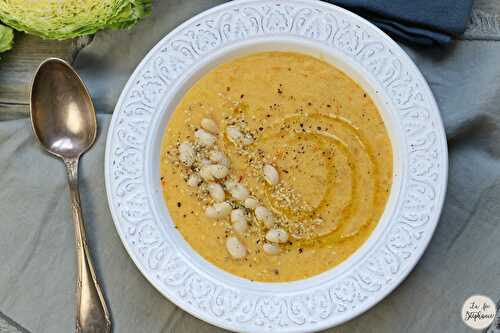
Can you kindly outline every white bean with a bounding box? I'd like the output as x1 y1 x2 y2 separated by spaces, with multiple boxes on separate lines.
204 206 217 218
231 209 248 234
199 164 228 181
200 159 212 166
241 134 254 146
199 165 214 181
227 182 249 201
209 164 229 179
195 128 216 147
205 202 232 219
243 197 258 209
226 126 243 143
225 126 253 146
231 208 246 223
178 142 195 166
209 150 230 167
208 183 225 202
224 179 237 189
226 236 246 259
263 243 281 255
265 229 289 243
186 174 201 187
255 206 275 228
233 220 248 235
201 118 218 134
263 164 279 186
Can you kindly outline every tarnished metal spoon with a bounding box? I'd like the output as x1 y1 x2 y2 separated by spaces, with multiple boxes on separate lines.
30 58 111 333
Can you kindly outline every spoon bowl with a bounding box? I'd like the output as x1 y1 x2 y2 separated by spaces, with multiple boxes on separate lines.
31 58 96 159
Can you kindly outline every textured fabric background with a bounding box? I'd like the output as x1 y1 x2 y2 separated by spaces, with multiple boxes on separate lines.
1 1 500 332
331 0 473 45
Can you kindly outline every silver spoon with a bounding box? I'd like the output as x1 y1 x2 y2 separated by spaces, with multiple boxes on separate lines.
30 58 111 333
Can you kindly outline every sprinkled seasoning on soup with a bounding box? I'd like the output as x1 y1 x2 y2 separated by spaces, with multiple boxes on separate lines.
160 52 393 282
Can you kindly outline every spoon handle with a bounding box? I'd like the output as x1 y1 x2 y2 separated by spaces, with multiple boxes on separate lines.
65 158 111 333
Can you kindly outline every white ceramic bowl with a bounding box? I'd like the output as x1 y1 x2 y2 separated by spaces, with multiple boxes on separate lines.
105 1 448 332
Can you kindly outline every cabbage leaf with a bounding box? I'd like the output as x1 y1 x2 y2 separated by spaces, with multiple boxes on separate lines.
0 0 152 40
0 23 13 53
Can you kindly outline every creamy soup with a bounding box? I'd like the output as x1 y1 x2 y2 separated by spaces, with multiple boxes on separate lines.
160 52 392 282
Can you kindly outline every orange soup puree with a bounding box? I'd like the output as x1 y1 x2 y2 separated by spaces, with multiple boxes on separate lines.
160 52 392 282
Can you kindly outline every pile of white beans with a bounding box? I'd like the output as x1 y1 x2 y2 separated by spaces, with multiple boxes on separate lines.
178 117 289 259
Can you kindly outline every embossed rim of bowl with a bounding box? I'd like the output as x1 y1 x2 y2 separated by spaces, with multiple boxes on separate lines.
105 1 448 332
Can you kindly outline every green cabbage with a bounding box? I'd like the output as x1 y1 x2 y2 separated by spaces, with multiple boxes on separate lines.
0 0 151 40
0 23 13 53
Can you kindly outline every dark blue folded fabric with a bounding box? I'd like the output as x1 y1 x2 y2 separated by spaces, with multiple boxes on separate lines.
329 0 473 45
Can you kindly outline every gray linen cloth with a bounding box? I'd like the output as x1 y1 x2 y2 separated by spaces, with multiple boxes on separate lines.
2 1 500 332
